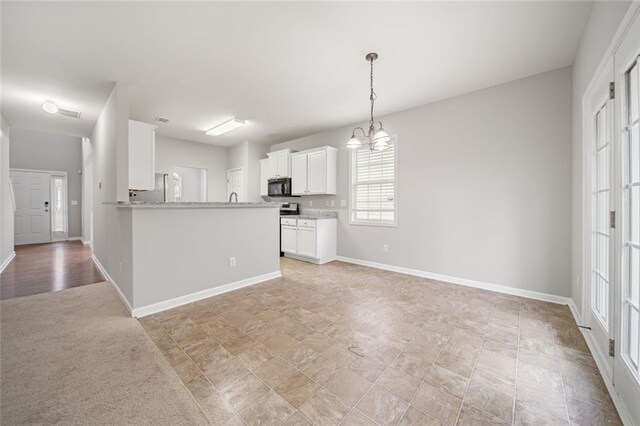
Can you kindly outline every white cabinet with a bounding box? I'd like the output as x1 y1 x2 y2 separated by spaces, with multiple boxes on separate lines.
280 217 336 264
267 149 292 178
291 154 307 195
128 120 157 191
260 158 269 196
290 146 337 195
296 227 317 258
281 225 297 254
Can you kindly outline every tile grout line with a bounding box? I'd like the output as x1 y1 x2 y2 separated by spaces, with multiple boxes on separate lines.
451 302 499 426
510 302 521 426
338 312 435 426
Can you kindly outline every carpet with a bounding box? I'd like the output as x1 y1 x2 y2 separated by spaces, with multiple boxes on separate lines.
0 282 208 425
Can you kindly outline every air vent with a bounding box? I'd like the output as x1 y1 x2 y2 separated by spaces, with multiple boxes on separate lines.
155 117 170 123
57 108 81 119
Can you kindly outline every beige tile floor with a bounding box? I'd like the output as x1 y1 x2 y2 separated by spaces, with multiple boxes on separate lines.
140 258 622 426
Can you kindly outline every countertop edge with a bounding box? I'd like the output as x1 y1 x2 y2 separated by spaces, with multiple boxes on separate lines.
104 202 280 209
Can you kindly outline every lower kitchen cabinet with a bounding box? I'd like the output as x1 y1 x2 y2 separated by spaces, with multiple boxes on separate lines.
280 217 336 264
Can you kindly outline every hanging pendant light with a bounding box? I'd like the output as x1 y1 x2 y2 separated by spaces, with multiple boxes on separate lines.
346 52 390 151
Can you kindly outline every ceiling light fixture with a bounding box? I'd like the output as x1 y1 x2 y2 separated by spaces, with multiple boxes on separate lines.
42 101 59 114
346 52 390 151
205 117 246 136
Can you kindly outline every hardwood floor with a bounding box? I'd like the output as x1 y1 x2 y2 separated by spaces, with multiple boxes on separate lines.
0 241 104 300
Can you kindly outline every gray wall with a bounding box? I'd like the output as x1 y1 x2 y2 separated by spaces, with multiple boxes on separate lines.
131 206 279 310
272 67 573 298
90 83 134 304
571 1 631 315
155 135 227 202
0 115 14 267
9 127 83 239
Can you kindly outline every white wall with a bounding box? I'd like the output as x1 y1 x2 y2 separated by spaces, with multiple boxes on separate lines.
228 140 268 202
90 82 134 303
9 128 83 239
174 166 207 202
155 135 227 202
0 115 14 268
272 67 573 298
571 1 631 316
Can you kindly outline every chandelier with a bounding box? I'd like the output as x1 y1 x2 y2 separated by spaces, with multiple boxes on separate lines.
346 52 390 151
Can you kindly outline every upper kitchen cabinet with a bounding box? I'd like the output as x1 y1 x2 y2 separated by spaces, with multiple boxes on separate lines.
128 120 157 191
267 149 292 178
291 146 337 195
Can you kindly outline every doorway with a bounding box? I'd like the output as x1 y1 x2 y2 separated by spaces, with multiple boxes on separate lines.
173 166 207 202
10 169 69 245
226 167 245 202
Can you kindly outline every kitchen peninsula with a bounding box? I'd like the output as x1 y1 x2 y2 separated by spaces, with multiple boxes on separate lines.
103 201 280 317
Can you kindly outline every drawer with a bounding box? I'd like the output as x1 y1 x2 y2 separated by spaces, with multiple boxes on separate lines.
280 217 297 226
298 219 317 228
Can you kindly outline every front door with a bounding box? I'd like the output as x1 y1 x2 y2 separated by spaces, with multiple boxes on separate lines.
11 170 51 245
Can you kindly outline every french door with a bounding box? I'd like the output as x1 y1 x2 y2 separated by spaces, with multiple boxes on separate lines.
613 15 640 422
586 67 615 375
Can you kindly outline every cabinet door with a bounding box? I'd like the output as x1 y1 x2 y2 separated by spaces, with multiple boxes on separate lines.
297 227 316 258
268 153 279 178
259 159 269 196
306 150 326 194
291 154 308 195
277 151 290 177
281 226 297 254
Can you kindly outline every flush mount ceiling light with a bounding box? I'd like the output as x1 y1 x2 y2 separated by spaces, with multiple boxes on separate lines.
205 117 246 136
346 52 391 151
41 101 81 119
42 101 59 114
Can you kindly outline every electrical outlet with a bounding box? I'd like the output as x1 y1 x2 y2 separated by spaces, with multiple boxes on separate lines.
71 200 78 206
229 257 236 267
331 200 335 207
382 244 389 252
340 200 347 207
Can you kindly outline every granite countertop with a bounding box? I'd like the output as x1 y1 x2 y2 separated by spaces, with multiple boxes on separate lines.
105 201 280 209
280 211 338 220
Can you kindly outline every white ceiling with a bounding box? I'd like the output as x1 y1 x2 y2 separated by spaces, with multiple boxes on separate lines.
2 1 592 147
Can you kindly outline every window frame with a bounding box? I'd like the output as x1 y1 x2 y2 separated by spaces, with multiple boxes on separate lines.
348 135 398 227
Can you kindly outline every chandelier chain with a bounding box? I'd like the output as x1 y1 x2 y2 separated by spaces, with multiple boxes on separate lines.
370 57 375 127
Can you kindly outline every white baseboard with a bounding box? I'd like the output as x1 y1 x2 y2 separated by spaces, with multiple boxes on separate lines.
568 304 634 426
67 237 82 241
284 253 336 265
0 251 16 274
91 254 133 315
81 239 92 246
132 271 282 318
335 256 571 305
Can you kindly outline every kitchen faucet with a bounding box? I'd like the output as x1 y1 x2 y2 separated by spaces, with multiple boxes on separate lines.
228 192 238 203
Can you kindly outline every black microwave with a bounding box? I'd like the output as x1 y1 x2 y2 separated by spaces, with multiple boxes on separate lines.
268 177 292 197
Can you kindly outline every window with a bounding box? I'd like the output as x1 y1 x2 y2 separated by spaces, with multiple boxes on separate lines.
50 173 68 241
349 136 397 226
